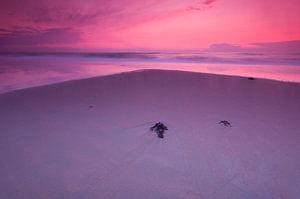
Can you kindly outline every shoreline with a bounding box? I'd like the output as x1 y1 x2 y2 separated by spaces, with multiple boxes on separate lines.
1 69 300 96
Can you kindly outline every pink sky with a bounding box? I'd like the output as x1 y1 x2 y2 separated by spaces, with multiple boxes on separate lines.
0 0 300 50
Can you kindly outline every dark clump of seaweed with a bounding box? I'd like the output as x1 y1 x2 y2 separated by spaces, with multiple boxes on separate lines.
219 120 231 127
150 122 168 138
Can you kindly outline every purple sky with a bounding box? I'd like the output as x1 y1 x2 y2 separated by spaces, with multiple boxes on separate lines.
0 0 300 52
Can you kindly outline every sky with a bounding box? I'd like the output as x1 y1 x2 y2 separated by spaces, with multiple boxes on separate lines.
0 0 300 51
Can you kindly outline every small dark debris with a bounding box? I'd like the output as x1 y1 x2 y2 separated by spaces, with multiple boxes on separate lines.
89 105 93 108
219 120 231 127
150 122 168 138
248 77 255 80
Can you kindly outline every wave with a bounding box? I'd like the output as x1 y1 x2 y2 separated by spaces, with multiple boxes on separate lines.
0 51 300 65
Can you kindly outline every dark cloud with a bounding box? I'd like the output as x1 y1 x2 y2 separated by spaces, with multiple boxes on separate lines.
0 28 10 32
0 0 213 51
25 1 113 25
0 27 82 49
251 40 300 53
0 26 40 36
0 0 203 27
187 0 217 11
203 0 217 5
208 41 300 54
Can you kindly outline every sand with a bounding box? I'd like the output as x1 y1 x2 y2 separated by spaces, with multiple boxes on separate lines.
0 70 299 199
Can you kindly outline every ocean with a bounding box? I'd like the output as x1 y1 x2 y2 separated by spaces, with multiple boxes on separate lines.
1 51 300 93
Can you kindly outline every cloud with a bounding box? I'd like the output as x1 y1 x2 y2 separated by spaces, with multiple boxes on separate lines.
0 28 10 32
0 26 40 36
203 0 217 5
207 43 242 52
25 1 116 25
251 40 300 53
0 1 216 30
1 1 198 26
0 0 215 50
173 40 300 65
207 40 300 54
0 27 82 49
187 0 217 11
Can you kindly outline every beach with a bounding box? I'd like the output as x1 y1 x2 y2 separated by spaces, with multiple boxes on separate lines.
0 69 299 199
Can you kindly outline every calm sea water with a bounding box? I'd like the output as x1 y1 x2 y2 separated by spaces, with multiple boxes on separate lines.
1 52 300 93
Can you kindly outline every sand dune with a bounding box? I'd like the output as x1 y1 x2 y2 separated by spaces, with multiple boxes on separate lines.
0 70 299 199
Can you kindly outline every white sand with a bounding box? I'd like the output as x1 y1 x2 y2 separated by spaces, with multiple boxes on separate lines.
0 70 299 199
